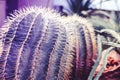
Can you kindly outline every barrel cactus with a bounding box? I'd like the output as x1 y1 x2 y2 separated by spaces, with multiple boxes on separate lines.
0 7 119 80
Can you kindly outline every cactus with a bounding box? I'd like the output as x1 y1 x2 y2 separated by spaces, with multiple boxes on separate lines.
0 7 97 80
0 7 101 80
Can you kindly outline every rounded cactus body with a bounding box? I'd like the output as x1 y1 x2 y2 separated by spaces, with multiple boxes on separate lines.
0 7 97 80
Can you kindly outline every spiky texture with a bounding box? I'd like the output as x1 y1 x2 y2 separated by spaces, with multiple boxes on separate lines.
0 7 97 80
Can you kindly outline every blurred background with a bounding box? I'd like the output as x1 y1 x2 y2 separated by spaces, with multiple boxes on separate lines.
0 0 120 27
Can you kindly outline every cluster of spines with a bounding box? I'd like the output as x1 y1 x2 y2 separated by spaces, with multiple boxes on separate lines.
0 7 97 80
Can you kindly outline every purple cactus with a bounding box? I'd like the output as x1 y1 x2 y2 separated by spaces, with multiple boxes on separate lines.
0 7 97 80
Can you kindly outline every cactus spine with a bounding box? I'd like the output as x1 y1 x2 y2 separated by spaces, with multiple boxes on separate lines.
0 7 97 80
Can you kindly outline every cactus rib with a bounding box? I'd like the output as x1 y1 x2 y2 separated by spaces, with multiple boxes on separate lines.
45 25 66 80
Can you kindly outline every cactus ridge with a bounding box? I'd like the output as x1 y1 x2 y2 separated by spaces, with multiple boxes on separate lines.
45 25 67 80
62 23 76 80
0 7 97 80
75 25 86 80
0 12 32 79
20 13 47 80
17 13 44 80
82 25 93 79
5 12 37 79
30 21 59 80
